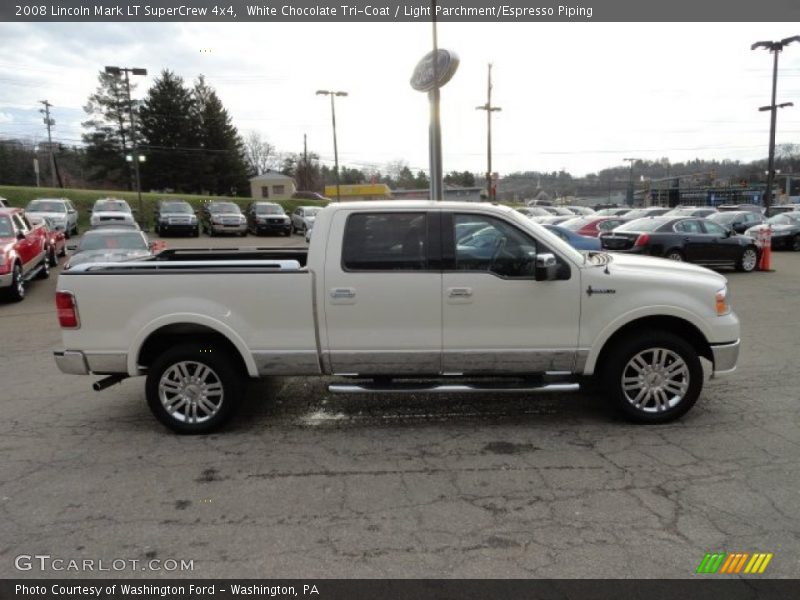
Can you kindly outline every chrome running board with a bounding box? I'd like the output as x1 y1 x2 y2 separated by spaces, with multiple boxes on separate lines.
328 382 580 394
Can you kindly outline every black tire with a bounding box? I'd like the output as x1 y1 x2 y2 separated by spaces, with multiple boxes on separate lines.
792 234 800 252
73 224 79 236
5 263 25 302
48 247 58 267
58 244 67 257
601 330 702 424
301 224 307 236
194 227 200 238
736 246 758 272
664 249 684 262
145 343 244 434
37 256 50 279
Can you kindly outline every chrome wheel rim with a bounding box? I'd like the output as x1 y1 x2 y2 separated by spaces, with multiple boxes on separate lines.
159 361 224 424
742 249 757 271
666 252 682 261
14 267 24 297
621 347 689 413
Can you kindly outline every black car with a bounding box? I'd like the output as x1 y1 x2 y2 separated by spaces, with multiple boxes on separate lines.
599 216 760 272
744 212 800 251
200 201 247 236
153 200 199 237
707 210 766 234
246 202 292 236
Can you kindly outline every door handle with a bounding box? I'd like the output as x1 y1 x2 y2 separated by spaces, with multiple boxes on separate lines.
683 237 690 242
447 287 473 298
330 288 356 299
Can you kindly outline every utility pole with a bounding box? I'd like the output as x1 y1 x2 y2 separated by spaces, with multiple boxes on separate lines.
476 64 502 202
316 90 347 201
303 133 308 163
752 36 800 213
38 100 57 187
623 157 639 206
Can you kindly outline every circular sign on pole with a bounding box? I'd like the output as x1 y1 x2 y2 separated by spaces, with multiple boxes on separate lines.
410 49 460 92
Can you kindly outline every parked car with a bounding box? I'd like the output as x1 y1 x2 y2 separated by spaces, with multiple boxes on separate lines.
600 216 759 272
25 198 78 237
65 227 154 270
765 204 800 217
562 206 596 216
717 204 763 213
543 224 601 251
515 207 553 219
291 206 321 235
153 200 199 237
201 201 247 236
0 207 49 301
53 201 741 433
560 215 628 237
594 207 632 216
619 207 672 220
291 191 330 202
664 206 718 218
744 213 800 251
246 202 292 236
89 198 136 228
707 210 766 234
28 215 67 266
0 197 11 208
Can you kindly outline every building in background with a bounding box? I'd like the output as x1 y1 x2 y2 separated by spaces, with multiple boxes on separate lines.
249 172 296 200
323 183 392 201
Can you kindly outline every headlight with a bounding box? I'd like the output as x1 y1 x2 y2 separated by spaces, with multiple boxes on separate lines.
715 286 730 316
189 216 197 223
211 216 222 223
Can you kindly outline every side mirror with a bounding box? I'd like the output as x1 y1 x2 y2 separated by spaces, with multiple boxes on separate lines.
535 253 559 281
724 229 732 238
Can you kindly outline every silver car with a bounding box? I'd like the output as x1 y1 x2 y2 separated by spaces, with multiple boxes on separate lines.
25 198 79 237
291 206 321 235
65 228 153 270
90 198 137 228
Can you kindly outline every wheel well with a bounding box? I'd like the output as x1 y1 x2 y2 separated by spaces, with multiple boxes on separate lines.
137 323 248 374
594 316 712 373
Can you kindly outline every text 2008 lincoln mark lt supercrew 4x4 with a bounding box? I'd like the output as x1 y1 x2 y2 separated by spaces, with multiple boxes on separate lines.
53 201 740 434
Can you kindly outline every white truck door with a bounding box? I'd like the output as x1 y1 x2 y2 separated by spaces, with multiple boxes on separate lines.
322 209 442 375
441 212 581 374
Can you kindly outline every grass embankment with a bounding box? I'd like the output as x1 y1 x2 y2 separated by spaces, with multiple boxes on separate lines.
0 185 328 228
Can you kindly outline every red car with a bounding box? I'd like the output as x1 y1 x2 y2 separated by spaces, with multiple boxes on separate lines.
560 215 628 238
0 208 50 301
29 215 67 266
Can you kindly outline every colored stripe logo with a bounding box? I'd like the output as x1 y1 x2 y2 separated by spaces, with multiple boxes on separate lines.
696 552 773 574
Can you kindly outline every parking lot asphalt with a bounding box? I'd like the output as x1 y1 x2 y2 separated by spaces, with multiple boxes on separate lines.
1 232 799 579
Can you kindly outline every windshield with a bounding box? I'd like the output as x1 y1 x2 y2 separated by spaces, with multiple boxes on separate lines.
209 203 241 214
162 203 192 213
767 214 795 225
27 200 66 213
94 200 130 212
77 232 148 252
256 204 284 215
559 217 593 231
615 217 672 232
709 212 741 224
305 207 321 217
623 208 665 219
0 215 12 237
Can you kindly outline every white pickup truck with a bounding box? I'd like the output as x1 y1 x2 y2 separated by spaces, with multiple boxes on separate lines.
53 201 740 434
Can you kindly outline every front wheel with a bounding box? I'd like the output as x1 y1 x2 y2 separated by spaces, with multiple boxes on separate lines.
665 249 684 262
602 331 702 424
791 234 800 252
37 256 50 279
736 246 758 272
145 343 244 434
5 263 25 302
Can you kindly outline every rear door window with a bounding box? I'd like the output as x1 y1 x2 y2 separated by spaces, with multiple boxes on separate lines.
343 212 430 271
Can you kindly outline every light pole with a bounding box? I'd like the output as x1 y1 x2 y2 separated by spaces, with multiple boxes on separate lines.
476 64 501 202
751 36 800 212
623 157 639 206
105 66 147 228
316 90 347 202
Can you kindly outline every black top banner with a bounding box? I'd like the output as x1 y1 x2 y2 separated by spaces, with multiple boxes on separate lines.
3 0 800 22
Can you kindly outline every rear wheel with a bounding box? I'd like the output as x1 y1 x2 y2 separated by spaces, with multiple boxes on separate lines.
665 249 684 262
602 330 702 424
37 256 50 279
736 246 758 272
792 234 800 252
145 343 244 434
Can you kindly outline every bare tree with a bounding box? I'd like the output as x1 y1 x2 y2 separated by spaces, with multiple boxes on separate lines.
243 131 277 175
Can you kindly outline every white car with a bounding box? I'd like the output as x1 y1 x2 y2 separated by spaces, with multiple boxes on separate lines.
90 198 137 228
25 198 79 237
65 227 152 270
54 201 739 434
291 206 321 235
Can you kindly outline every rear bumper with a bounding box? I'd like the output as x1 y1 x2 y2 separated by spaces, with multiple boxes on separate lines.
710 339 739 376
54 350 128 375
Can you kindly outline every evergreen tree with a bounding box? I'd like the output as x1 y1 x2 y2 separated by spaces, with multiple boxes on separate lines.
138 70 200 192
81 70 137 188
193 76 250 196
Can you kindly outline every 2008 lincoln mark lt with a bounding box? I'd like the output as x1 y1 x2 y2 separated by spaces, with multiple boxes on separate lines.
53 201 740 434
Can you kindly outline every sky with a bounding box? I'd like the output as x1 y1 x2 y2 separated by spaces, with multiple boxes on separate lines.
1 22 799 177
